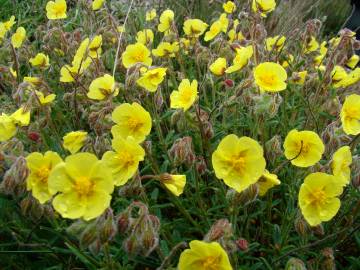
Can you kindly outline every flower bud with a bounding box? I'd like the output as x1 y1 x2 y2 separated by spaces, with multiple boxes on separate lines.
351 156 360 189
321 248 336 270
168 136 195 167
227 184 259 206
204 219 233 241
97 209 117 244
285 258 307 270
312 224 325 236
20 195 44 221
196 156 207 175
79 222 98 248
0 156 29 197
27 132 40 142
265 135 283 164
294 212 310 236
224 79 234 87
236 238 249 252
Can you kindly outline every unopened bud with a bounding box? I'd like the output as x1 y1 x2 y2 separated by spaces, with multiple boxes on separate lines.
80 223 98 248
236 238 249 251
224 79 234 87
27 132 40 142
168 136 195 167
285 257 307 270
98 209 117 243
204 219 232 241
20 195 44 221
265 135 283 163
196 156 207 175
227 184 259 206
294 213 310 236
0 156 29 197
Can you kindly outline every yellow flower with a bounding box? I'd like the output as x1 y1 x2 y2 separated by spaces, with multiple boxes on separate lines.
3 16 16 31
117 25 125 33
72 38 92 70
11 27 26 48
89 35 102 59
265 36 286 52
60 65 79 82
299 172 343 226
281 54 294 68
146 9 157 21
223 1 236 13
257 170 281 196
158 9 174 34
346 55 359 69
170 79 198 112
29 53 50 68
178 240 232 270
204 14 228 41
26 151 62 203
60 38 92 82
331 66 347 88
342 68 360 87
209 58 227 76
284 129 325 167
46 0 67 20
136 29 154 45
35 91 56 105
228 19 244 43
63 131 88 154
24 76 42 86
152 42 179 58
225 46 253 73
252 0 276 17
10 67 17 78
304 36 319 54
253 62 287 92
102 137 145 186
183 19 208 38
92 0 105 11
111 102 152 143
48 153 114 220
11 107 30 127
87 74 119 100
0 24 6 42
331 146 352 185
159 174 186 196
122 43 152 68
0 113 17 142
340 94 360 135
291 71 308 85
136 67 167 92
212 134 266 193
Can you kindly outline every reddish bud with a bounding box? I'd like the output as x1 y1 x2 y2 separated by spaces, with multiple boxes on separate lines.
236 238 249 251
28 132 40 142
224 79 234 87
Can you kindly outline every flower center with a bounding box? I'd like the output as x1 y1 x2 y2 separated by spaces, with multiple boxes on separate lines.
310 188 327 206
202 256 220 269
127 117 143 132
260 74 276 86
134 51 145 62
231 155 246 173
116 151 135 167
74 176 94 197
345 108 360 119
36 167 50 183
180 88 193 103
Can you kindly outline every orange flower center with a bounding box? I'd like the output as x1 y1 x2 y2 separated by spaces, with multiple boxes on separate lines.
231 155 246 173
310 188 327 206
345 108 360 119
127 117 143 132
133 51 145 62
201 256 220 269
36 167 50 183
116 151 135 167
259 74 276 86
180 88 193 104
74 176 94 197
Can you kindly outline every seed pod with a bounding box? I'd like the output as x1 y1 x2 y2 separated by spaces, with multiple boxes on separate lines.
204 219 232 241
98 209 117 244
294 212 310 236
168 136 195 167
265 135 283 164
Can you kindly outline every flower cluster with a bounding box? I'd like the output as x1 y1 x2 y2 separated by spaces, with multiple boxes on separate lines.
0 0 359 269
